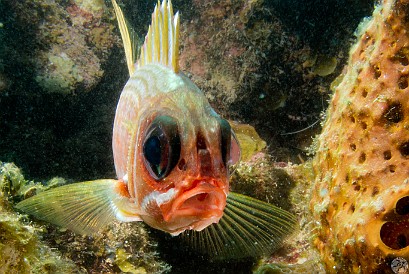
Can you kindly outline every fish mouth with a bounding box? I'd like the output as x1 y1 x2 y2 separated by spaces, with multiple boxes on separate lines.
163 180 227 229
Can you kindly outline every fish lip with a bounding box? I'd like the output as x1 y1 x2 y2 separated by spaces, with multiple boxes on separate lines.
163 180 227 222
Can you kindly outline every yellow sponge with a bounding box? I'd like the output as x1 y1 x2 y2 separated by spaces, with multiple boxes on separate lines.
311 0 409 272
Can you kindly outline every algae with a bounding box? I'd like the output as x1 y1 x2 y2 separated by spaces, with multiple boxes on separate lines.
254 260 325 274
0 0 379 273
311 55 338 77
230 121 267 161
0 162 171 273
5 0 115 94
0 162 79 273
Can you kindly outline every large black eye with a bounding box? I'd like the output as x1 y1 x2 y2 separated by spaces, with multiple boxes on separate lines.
143 115 181 180
219 118 241 169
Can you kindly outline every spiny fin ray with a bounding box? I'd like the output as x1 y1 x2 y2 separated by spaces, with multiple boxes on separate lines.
112 0 180 74
181 192 298 259
16 179 123 235
112 0 137 76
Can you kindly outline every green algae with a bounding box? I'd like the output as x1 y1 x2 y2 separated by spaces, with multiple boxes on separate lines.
254 260 325 274
311 55 338 77
73 0 106 14
230 122 267 162
0 162 171 273
0 162 78 273
115 248 148 274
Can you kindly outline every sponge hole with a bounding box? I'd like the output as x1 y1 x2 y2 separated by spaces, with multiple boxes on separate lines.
391 47 409 66
380 220 409 249
398 75 408 89
383 102 403 123
396 196 409 215
399 142 409 157
358 152 366 163
373 64 381 79
383 150 392 160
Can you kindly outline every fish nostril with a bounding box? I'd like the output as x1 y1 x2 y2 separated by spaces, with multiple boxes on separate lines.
178 158 187 171
198 149 212 174
196 132 207 150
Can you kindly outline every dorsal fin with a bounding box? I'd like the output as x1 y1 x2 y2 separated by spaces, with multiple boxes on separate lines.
112 0 137 76
112 0 180 75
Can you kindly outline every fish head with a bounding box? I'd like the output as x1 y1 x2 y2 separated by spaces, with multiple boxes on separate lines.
131 89 240 235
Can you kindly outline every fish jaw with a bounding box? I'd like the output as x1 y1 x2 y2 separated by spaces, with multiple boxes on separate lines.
140 178 227 235
160 179 227 234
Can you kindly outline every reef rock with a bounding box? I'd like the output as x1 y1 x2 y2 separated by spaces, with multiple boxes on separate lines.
5 0 115 94
311 0 409 272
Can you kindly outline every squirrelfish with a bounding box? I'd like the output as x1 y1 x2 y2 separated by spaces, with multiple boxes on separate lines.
16 0 297 258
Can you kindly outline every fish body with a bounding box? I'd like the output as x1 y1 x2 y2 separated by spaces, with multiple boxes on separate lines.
16 0 297 258
112 64 234 235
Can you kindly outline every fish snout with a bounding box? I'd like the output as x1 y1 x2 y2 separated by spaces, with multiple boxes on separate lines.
177 181 226 209
163 180 227 228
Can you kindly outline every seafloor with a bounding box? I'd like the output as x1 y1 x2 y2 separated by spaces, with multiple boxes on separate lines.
0 0 375 273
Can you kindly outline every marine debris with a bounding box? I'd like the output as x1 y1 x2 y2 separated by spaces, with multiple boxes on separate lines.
311 0 409 272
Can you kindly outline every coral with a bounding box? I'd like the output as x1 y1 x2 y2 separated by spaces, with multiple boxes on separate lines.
8 0 115 94
224 123 325 272
248 161 326 273
175 0 370 164
0 162 170 273
311 0 409 272
231 154 295 211
73 0 106 15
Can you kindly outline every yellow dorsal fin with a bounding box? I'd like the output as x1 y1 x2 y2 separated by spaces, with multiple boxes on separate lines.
112 0 136 76
139 0 180 72
112 0 180 75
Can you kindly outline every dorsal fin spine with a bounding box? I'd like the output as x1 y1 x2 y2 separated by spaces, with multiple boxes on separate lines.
138 0 179 72
111 0 135 76
173 12 180 72
162 1 168 66
112 0 180 74
154 3 160 62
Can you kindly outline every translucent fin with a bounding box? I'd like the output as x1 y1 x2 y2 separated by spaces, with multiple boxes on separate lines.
112 0 137 76
16 179 124 235
181 192 298 259
138 0 180 72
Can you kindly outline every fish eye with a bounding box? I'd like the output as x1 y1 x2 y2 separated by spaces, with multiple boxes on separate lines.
219 119 241 169
143 115 181 180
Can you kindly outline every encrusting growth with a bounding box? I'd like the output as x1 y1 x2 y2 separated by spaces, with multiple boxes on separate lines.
311 0 409 272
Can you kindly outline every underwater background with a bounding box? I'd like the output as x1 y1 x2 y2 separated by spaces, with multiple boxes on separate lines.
7 0 409 273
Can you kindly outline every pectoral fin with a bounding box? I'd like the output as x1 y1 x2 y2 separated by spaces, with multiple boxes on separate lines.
182 192 298 259
16 179 130 235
